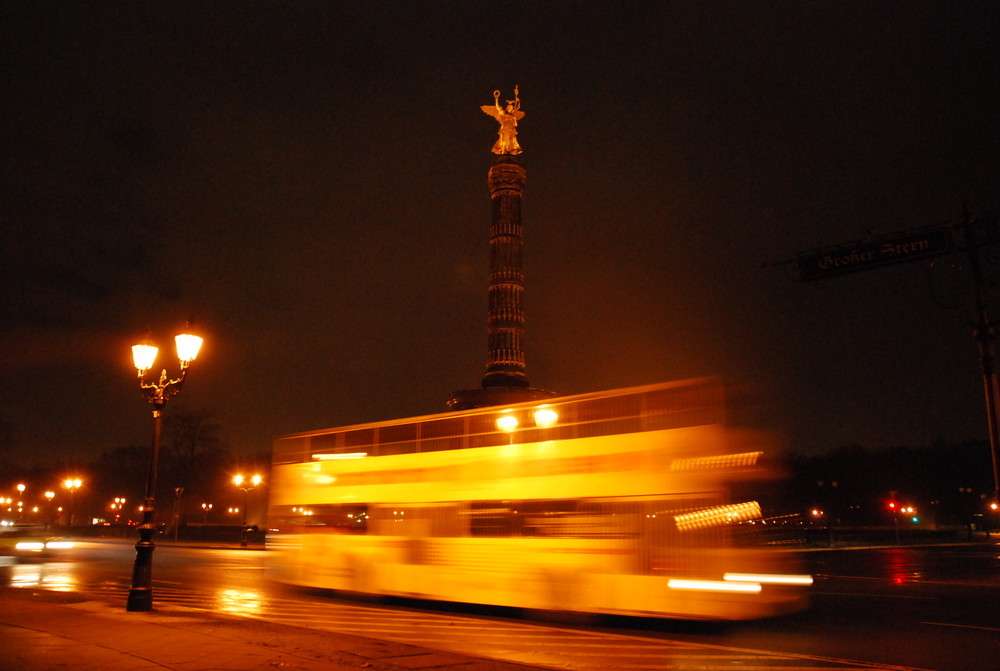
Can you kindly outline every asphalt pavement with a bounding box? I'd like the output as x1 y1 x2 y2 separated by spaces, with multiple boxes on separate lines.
3 534 992 670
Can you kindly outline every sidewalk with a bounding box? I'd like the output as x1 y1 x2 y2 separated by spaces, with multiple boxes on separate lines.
0 587 547 671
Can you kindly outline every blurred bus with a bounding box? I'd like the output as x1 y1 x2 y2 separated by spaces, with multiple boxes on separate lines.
267 378 811 620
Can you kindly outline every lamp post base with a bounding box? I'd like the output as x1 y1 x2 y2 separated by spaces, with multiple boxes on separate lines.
126 527 156 612
126 587 153 612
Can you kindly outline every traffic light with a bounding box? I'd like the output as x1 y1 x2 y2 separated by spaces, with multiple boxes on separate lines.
887 501 897 511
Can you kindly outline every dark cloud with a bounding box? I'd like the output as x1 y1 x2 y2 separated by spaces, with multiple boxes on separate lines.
2 1 999 467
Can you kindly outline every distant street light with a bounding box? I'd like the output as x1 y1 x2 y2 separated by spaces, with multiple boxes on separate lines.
62 478 82 527
126 327 203 613
233 474 262 547
44 491 54 529
110 497 127 525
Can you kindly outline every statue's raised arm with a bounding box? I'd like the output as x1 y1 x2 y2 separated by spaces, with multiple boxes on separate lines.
480 86 524 155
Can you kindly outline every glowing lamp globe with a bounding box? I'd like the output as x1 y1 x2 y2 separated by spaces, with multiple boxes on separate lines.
175 333 203 365
132 344 159 373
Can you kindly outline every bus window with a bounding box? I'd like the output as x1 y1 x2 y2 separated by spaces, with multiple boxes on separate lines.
292 504 369 534
419 418 466 452
517 500 633 538
466 502 517 537
344 428 376 450
376 423 418 456
370 504 463 537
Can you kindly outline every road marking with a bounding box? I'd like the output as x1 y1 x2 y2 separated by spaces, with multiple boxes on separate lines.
812 591 934 600
921 620 1000 633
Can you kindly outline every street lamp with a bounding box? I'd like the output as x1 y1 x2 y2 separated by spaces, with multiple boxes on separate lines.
233 474 262 547
126 327 203 613
44 491 54 529
63 478 82 527
17 482 24 521
16 483 25 521
110 497 127 525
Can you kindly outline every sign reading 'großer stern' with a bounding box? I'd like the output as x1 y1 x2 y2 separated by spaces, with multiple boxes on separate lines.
798 229 953 281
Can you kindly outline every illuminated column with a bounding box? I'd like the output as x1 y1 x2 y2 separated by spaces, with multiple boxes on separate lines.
483 155 529 389
448 87 555 410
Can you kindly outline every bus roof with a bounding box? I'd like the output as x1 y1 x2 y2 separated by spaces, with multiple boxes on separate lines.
274 377 727 465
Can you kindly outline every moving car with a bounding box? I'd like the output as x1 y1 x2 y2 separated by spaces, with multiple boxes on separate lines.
0 524 75 561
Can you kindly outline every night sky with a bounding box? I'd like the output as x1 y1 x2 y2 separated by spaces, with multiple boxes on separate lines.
3 1 999 469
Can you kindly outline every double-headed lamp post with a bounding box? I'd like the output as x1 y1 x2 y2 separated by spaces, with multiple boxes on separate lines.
233 474 262 547
126 329 203 612
63 478 82 527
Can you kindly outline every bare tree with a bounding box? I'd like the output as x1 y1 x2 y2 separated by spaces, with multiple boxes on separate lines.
161 405 229 531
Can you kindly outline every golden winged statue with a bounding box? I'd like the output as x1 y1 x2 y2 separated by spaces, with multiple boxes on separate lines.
480 86 524 155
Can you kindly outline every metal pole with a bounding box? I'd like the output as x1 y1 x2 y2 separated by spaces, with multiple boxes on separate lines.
127 407 162 612
240 489 249 547
173 488 184 542
964 212 1000 504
